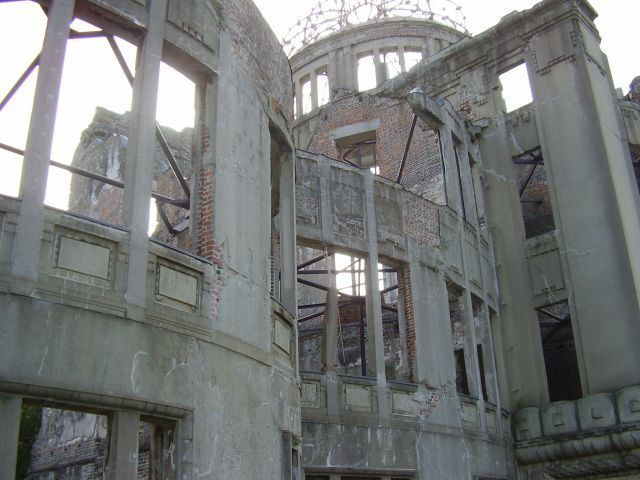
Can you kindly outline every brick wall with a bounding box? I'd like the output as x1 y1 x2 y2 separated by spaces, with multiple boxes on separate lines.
304 93 445 204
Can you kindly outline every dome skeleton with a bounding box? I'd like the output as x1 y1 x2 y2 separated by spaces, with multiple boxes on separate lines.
283 0 468 55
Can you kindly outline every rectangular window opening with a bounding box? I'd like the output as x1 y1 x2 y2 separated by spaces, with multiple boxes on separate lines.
499 63 533 112
357 53 377 92
302 77 312 115
317 69 330 107
448 285 470 396
336 130 377 172
403 50 423 71
537 302 583 402
513 147 556 238
381 50 401 80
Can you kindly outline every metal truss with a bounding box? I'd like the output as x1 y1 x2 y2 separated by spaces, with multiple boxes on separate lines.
282 0 468 56
0 18 191 236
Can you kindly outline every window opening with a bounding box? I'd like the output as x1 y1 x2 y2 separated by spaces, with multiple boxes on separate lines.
317 69 330 107
448 285 470 395
499 63 533 112
536 302 582 402
380 50 401 80
513 147 555 238
357 54 376 91
302 77 312 115
0 2 47 198
336 130 377 172
404 50 423 71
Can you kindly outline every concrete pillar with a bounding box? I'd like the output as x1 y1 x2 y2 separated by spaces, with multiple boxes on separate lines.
323 255 339 371
407 249 456 388
396 285 410 380
398 45 407 73
479 303 500 406
474 63 549 407
123 0 168 317
310 71 318 111
373 48 385 86
525 15 640 393
11 0 74 293
106 411 140 480
0 395 22 480
363 172 386 383
458 140 479 227
279 151 297 314
458 291 481 399
294 80 303 119
327 51 338 100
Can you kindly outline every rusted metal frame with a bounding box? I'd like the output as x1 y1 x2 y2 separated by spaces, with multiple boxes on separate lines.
297 251 334 270
296 277 356 299
0 142 186 207
381 304 398 314
396 113 417 183
298 299 357 310
380 283 398 294
106 34 192 201
298 268 395 275
298 310 326 323
519 163 538 197
513 158 543 165
0 54 40 113
542 319 570 344
154 200 178 235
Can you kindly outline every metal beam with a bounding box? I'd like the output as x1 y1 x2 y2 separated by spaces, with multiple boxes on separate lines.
396 113 417 183
519 163 537 197
0 142 188 207
106 35 191 200
0 54 40 113
297 252 333 270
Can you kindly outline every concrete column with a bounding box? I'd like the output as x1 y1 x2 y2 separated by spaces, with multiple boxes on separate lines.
11 0 74 293
363 172 386 383
458 291 480 399
310 71 318 111
0 395 22 480
396 285 410 380
123 0 167 317
279 151 297 314
106 411 140 480
323 255 339 371
479 303 500 406
439 127 463 216
458 140 479 227
474 63 548 407
398 45 407 73
327 51 338 100
373 48 385 86
407 253 456 388
343 45 356 92
294 80 303 119
525 17 640 393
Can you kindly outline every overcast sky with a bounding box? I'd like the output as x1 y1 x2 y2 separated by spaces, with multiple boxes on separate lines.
253 0 639 92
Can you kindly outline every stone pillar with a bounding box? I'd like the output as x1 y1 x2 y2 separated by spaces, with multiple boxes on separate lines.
106 411 140 480
323 254 339 371
363 172 386 383
11 0 74 293
407 248 456 388
524 14 640 393
279 151 297 314
398 46 407 73
373 48 385 86
472 62 549 408
310 71 318 111
0 395 22 480
123 0 168 318
327 51 338 101
294 80 303 119
396 285 410 380
457 140 480 227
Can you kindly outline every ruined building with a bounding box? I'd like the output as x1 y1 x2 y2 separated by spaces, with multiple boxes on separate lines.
1 0 639 479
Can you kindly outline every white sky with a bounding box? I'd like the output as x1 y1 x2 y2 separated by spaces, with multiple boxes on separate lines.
0 0 637 215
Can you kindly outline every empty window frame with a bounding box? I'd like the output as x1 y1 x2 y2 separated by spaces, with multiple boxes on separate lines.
448 285 470 396
513 147 556 238
536 302 583 402
336 131 377 172
357 53 377 91
317 69 330 107
499 63 533 112
302 77 313 115
380 50 401 80
403 50 423 71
